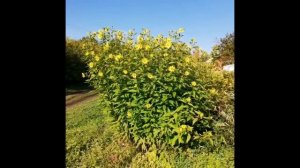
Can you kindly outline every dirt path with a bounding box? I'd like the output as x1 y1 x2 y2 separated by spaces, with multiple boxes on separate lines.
66 90 99 108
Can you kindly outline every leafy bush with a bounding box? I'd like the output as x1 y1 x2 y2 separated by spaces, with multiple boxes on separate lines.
81 27 234 150
66 38 88 86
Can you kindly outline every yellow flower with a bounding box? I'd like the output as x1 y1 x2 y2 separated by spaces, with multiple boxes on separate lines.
123 70 128 74
184 57 191 63
135 43 143 50
209 88 217 95
116 31 123 40
127 40 133 45
178 28 185 33
95 55 100 61
89 62 94 68
157 34 163 39
90 51 95 55
98 71 103 77
103 43 109 51
137 35 143 43
85 51 89 56
147 73 154 79
191 81 197 86
81 73 85 78
164 38 172 49
115 54 123 61
98 30 104 39
150 54 154 58
186 97 191 103
108 54 113 59
145 45 150 50
91 74 95 78
141 58 149 65
127 111 132 118
163 53 168 57
128 29 134 36
181 125 187 129
184 71 190 76
145 103 152 109
168 66 175 72
131 73 137 79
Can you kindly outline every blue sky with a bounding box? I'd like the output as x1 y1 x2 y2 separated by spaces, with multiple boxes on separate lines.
66 0 234 52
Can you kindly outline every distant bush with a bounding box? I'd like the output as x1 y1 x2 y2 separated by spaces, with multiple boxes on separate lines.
81 27 234 150
66 38 88 86
211 33 234 68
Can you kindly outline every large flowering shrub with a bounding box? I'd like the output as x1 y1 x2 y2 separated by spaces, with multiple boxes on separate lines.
81 27 233 150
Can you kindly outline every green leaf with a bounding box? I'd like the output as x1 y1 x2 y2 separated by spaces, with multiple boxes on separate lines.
173 113 178 121
170 136 178 146
162 94 168 102
192 118 198 125
172 92 176 98
174 105 188 113
128 89 138 93
186 134 191 143
153 129 160 137
178 135 183 144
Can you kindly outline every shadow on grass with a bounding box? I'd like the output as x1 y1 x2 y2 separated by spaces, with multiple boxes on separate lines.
66 84 94 96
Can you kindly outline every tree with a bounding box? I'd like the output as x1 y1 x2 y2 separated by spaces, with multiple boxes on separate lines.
211 33 234 67
66 38 87 86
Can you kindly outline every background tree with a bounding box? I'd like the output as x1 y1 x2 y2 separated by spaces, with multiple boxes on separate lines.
211 33 234 68
66 38 87 87
192 47 212 62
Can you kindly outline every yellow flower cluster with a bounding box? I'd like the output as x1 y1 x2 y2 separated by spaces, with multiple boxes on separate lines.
98 30 105 39
115 54 123 61
184 71 190 76
137 35 143 43
123 70 128 74
184 57 191 63
116 31 123 40
135 43 143 50
108 54 113 59
209 88 217 95
164 38 172 49
145 45 150 50
103 43 109 51
191 81 197 87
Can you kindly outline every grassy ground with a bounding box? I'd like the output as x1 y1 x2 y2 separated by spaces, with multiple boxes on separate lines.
66 94 234 168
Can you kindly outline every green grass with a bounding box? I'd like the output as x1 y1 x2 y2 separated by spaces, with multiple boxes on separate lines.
66 96 234 168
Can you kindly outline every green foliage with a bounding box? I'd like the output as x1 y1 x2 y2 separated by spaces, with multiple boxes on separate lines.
81 27 234 151
66 38 88 86
211 33 234 66
66 97 234 168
